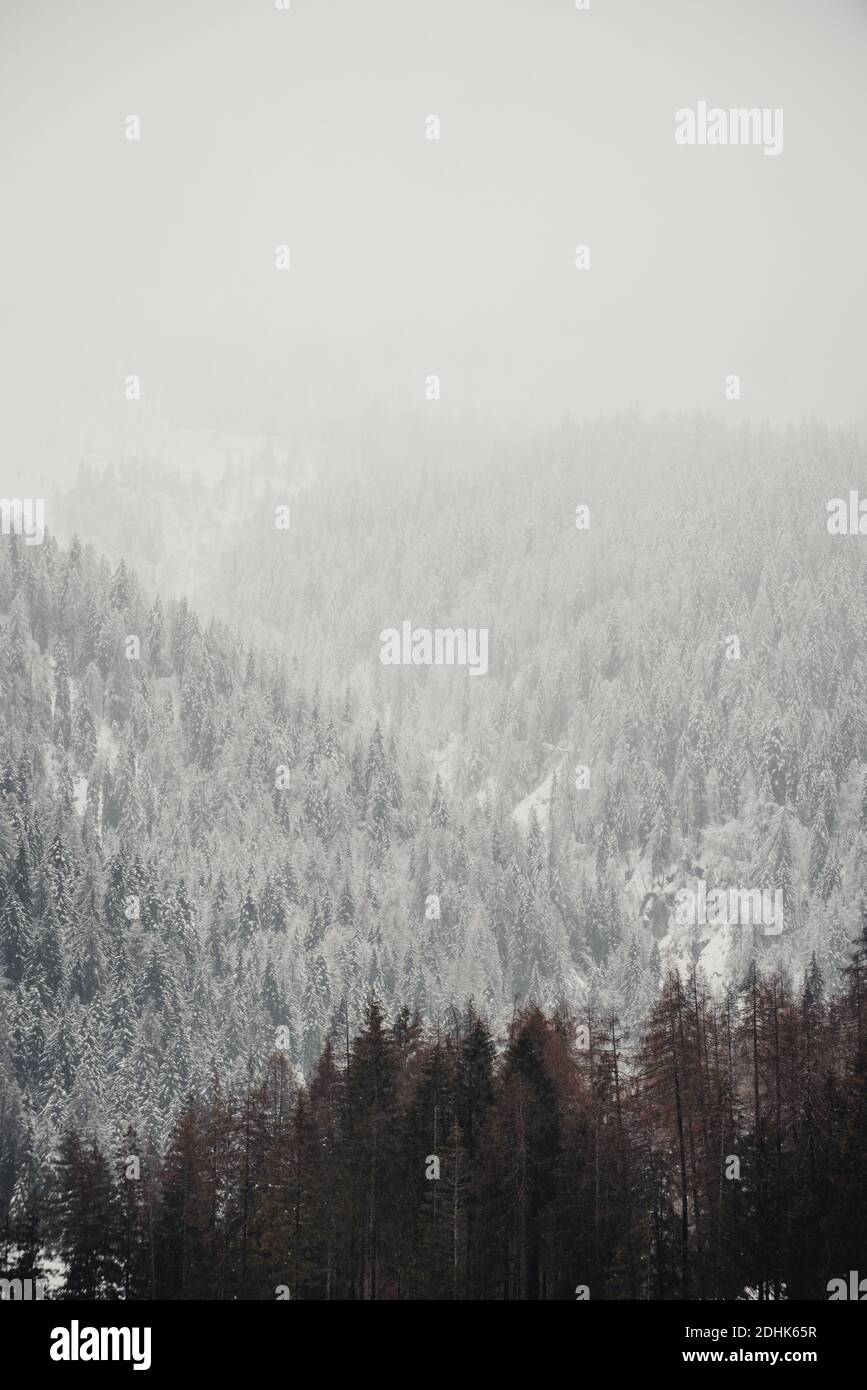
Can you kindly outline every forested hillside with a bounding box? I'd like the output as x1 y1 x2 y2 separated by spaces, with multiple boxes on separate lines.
2 414 867 1284
9 972 867 1301
51 413 867 976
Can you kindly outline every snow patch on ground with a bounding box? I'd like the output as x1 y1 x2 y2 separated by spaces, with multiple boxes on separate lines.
512 759 568 831
657 918 737 997
696 920 737 991
97 722 119 769
430 736 463 793
565 965 587 1004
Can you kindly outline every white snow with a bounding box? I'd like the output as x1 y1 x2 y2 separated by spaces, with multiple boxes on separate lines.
512 759 568 831
694 921 737 993
96 722 119 767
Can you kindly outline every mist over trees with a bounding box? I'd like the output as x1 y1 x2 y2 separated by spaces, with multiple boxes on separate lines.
2 413 867 1297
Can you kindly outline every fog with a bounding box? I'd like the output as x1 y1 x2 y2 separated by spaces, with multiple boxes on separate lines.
2 0 866 486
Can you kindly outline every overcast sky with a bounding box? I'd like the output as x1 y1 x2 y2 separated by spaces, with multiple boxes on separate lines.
2 0 866 479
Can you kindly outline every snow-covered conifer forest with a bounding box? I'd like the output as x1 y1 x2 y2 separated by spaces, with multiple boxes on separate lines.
2 414 867 1298
2 0 866 1305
